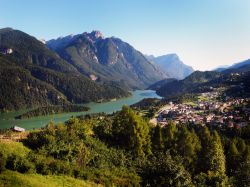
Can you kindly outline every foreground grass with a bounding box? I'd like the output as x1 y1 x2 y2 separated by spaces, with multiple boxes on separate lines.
0 170 102 187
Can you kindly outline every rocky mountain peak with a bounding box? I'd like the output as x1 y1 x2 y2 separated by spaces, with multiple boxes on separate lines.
91 30 104 39
82 30 104 42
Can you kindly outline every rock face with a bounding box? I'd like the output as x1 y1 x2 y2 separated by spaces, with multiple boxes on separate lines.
146 54 194 80
47 31 166 89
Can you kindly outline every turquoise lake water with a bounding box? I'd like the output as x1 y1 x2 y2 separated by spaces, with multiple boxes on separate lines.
0 90 161 130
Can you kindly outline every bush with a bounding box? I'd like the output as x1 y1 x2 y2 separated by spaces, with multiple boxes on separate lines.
6 154 35 173
0 152 6 173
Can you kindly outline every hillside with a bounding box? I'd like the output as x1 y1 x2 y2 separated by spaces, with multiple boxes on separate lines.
47 31 166 89
146 54 194 80
147 78 176 90
215 59 250 72
0 28 129 111
156 71 221 97
155 69 250 98
222 64 250 74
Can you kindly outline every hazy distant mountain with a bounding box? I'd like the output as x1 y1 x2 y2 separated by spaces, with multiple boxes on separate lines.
213 65 230 72
145 54 194 80
0 28 129 111
230 59 250 69
47 31 166 89
215 59 250 72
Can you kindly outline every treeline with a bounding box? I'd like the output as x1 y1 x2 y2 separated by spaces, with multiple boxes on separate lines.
15 105 90 119
0 106 249 186
0 62 130 112
0 64 69 112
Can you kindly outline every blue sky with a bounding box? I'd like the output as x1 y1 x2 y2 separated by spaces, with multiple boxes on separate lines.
1 0 250 70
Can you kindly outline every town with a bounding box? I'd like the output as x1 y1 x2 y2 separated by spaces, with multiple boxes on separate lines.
154 91 250 129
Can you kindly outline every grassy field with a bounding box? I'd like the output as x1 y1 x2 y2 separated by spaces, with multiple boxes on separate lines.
0 170 102 187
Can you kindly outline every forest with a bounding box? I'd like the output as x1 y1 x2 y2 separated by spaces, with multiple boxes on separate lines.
0 106 249 186
15 105 89 119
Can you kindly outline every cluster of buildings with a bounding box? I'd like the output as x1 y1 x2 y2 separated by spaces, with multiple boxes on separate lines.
156 92 250 129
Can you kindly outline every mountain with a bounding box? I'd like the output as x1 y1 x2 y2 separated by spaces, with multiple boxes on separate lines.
215 59 250 72
230 59 250 69
47 31 166 89
147 78 176 90
155 71 221 97
0 28 129 111
213 65 230 72
222 64 250 74
145 54 194 80
154 68 250 99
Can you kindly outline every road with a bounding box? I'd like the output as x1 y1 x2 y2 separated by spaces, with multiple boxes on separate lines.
149 104 172 126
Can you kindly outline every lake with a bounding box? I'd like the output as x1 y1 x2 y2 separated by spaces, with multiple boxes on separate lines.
0 90 161 130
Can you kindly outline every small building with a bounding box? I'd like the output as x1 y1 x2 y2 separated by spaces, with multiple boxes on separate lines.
0 48 13 54
11 125 25 132
6 48 13 54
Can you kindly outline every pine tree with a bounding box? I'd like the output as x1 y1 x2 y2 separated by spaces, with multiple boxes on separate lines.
235 148 250 187
176 127 201 172
207 131 226 175
112 106 152 157
197 126 212 173
151 124 164 151
227 140 240 176
162 122 177 150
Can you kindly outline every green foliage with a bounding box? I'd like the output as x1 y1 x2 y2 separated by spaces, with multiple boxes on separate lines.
207 131 226 176
234 151 250 187
1 110 249 186
151 125 164 151
23 118 140 186
226 140 240 176
197 126 213 173
5 154 35 174
175 127 201 172
0 141 30 158
0 28 129 111
156 70 250 99
0 153 6 173
162 122 177 150
140 152 194 187
157 71 221 97
0 170 101 187
16 105 89 119
0 64 68 112
112 106 152 157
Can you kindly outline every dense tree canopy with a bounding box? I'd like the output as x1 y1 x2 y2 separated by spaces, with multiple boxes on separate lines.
0 106 249 186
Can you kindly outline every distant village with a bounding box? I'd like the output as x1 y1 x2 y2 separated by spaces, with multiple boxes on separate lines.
155 91 250 129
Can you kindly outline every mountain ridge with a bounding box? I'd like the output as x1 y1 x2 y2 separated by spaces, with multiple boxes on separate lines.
145 53 194 80
215 58 250 72
0 28 130 111
47 31 166 89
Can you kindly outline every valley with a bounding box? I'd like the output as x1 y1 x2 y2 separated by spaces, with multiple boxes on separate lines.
0 90 161 130
0 26 250 187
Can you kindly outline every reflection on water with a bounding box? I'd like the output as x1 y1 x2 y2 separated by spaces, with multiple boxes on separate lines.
0 90 161 130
